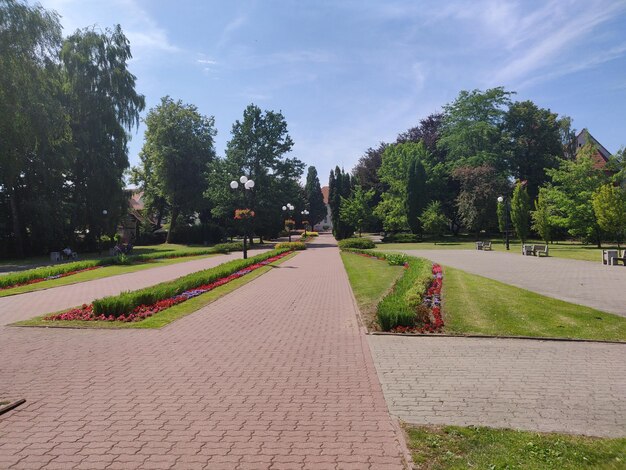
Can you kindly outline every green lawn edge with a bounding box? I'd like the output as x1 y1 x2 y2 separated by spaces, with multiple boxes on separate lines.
443 266 626 342
12 252 298 329
0 254 219 298
405 424 625 470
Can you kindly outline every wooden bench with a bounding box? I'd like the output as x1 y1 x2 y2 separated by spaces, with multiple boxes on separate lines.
475 241 483 250
603 250 618 265
610 250 626 266
482 241 492 251
533 245 549 257
522 244 533 256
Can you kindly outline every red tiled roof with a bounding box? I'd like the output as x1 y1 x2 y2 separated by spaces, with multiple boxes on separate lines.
321 186 329 205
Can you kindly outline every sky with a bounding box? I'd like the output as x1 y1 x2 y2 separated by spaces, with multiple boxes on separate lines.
39 0 626 186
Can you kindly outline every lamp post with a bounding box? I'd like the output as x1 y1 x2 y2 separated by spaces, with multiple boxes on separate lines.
497 195 510 251
282 203 294 242
300 209 309 236
230 175 255 259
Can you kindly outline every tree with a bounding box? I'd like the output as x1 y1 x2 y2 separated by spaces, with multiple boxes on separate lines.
0 0 65 256
510 182 531 243
592 184 626 249
496 201 507 234
304 166 326 226
62 24 145 249
374 142 429 232
329 166 354 239
438 87 513 169
452 164 506 237
532 190 554 244
543 143 606 246
340 186 374 237
406 157 428 236
138 97 216 243
420 201 448 242
502 101 562 200
222 104 304 241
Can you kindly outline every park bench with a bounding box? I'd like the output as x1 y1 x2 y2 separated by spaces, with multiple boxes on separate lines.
522 244 533 256
610 250 626 266
482 241 492 251
475 241 483 250
602 250 618 265
533 245 549 257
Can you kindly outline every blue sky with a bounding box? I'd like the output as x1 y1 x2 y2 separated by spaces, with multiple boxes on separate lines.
41 0 626 185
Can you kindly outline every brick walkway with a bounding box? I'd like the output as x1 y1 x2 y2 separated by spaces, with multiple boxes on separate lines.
0 250 271 325
0 235 407 469
398 249 626 317
369 335 626 437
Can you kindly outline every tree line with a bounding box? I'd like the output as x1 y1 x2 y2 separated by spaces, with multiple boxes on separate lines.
1 1 327 258
332 87 626 247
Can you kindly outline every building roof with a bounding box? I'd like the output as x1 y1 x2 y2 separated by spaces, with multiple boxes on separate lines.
321 186 329 205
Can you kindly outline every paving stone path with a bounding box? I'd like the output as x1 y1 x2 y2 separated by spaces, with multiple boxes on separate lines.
0 235 407 470
398 249 626 317
369 335 626 438
0 250 271 325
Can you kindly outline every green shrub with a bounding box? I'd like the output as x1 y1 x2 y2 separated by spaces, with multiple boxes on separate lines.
385 253 408 266
275 241 306 250
338 238 375 249
92 247 291 317
381 232 419 243
376 257 432 331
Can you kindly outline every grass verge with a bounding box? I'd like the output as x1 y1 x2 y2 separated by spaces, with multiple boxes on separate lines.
405 425 625 470
13 252 297 329
340 252 404 330
0 254 218 297
444 266 626 342
377 239 621 263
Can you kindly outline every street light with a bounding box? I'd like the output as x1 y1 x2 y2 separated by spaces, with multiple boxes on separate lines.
282 203 295 242
497 195 510 251
300 209 309 236
230 176 255 259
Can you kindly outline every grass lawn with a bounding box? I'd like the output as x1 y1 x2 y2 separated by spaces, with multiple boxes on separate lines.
0 253 221 297
340 252 405 330
444 266 626 342
13 252 297 329
377 239 620 263
405 425 626 470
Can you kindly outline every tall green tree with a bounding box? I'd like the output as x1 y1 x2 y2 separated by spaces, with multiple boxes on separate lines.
340 185 374 237
0 0 66 256
222 104 304 241
406 157 428 236
420 201 449 242
62 24 145 249
502 101 562 200
531 190 554 244
452 164 506 237
592 184 626 249
304 166 326 226
543 143 607 246
438 87 513 169
138 97 216 243
329 166 354 239
510 182 531 243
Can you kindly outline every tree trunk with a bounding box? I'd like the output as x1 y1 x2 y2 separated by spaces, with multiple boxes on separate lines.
8 187 24 258
166 206 179 243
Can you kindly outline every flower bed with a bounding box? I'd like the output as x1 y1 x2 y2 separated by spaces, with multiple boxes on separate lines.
45 250 292 323
342 250 443 333
0 266 102 292
0 242 243 291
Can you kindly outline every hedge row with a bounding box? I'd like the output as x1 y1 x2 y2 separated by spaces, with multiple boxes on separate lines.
92 247 291 317
275 241 307 250
337 238 376 249
0 242 243 289
340 248 432 331
381 232 419 243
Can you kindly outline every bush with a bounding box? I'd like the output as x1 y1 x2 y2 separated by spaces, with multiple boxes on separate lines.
92 247 291 317
275 241 306 250
338 238 375 249
385 253 408 266
381 233 419 243
376 257 432 331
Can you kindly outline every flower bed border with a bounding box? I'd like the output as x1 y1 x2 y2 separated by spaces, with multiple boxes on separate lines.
343 249 444 334
44 250 293 323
